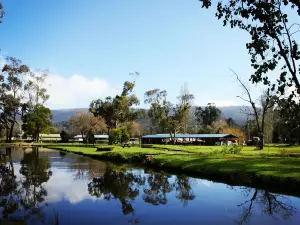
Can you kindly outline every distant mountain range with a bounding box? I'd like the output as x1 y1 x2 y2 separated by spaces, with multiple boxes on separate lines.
51 106 248 125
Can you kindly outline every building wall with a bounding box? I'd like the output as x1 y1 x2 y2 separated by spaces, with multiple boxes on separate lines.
142 137 238 145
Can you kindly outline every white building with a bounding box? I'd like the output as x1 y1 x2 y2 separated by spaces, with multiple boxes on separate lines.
74 134 109 143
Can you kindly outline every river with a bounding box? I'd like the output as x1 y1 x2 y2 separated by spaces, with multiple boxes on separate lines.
0 147 299 225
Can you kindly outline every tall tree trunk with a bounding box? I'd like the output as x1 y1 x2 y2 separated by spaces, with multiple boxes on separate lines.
257 133 264 150
6 128 9 142
8 121 15 143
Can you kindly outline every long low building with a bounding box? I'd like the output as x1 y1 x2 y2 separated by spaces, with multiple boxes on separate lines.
141 133 239 145
39 134 61 142
74 134 109 143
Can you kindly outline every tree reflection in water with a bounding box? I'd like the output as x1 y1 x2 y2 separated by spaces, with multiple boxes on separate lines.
88 166 197 217
175 175 196 208
143 172 173 205
0 147 52 223
232 187 296 224
69 157 107 180
88 166 145 215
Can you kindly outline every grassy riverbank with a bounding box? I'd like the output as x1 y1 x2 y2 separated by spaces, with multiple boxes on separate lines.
151 144 300 156
42 144 300 180
36 144 300 196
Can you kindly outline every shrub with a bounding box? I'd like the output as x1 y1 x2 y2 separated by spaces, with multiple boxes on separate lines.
96 146 114 151
229 145 243 154
109 129 122 145
86 131 95 144
279 148 291 157
60 130 70 143
109 127 130 145
211 149 221 154
120 127 130 143
219 145 243 154
122 142 132 148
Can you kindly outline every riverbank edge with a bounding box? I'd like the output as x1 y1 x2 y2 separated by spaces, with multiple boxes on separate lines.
46 146 300 197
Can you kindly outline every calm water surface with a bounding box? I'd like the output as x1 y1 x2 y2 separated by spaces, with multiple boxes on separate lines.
0 147 300 225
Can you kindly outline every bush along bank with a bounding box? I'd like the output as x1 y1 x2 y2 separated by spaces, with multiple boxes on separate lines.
44 145 300 197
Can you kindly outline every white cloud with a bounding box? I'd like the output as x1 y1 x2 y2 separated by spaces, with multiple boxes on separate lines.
45 74 121 109
206 100 238 107
195 180 213 187
46 169 99 204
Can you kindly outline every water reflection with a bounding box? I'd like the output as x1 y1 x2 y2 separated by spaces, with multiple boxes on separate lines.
0 148 52 223
232 187 296 224
0 147 299 225
142 172 173 206
88 166 145 215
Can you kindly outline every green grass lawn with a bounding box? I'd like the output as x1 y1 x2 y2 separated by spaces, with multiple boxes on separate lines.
151 144 300 156
41 143 300 181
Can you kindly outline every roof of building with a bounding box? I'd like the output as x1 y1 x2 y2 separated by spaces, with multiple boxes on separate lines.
142 133 239 139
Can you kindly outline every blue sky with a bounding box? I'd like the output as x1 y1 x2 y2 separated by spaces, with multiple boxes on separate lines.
0 0 263 109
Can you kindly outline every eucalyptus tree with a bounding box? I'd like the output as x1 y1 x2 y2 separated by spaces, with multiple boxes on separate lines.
90 75 140 134
195 103 221 129
177 83 195 133
22 70 52 141
144 89 170 134
0 57 30 142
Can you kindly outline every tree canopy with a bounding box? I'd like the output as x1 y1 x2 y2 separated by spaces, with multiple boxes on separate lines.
22 104 53 141
0 57 30 142
195 103 221 128
90 76 140 134
199 0 300 97
0 3 4 23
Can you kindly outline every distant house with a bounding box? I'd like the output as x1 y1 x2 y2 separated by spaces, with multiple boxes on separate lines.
39 134 61 142
141 133 239 145
74 134 109 143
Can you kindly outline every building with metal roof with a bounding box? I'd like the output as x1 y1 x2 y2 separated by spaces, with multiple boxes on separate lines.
141 133 238 145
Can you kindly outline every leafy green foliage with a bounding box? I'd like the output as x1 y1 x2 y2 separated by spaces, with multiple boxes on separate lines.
22 104 53 141
60 130 70 143
86 130 95 144
90 76 140 133
144 88 194 139
144 89 170 133
195 103 221 128
199 0 300 142
199 0 300 97
0 3 4 24
121 127 130 143
0 57 30 142
109 128 122 145
109 127 130 145
221 145 243 154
